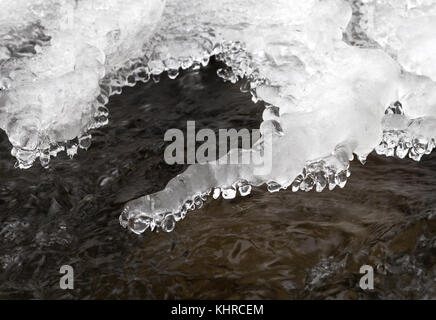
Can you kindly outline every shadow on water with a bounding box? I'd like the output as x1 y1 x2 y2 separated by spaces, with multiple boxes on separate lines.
0 59 435 299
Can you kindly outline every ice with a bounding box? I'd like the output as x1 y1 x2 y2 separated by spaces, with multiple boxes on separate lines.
1 0 165 167
1 1 436 234
360 0 436 80
120 0 436 234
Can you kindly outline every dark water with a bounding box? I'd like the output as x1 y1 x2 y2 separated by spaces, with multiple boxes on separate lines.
0 60 435 299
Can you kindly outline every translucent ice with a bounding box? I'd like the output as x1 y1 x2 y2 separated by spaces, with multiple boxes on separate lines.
360 0 436 81
120 0 436 234
1 0 435 234
1 0 165 167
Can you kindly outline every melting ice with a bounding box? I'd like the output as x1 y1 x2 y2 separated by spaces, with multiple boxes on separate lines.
1 0 436 234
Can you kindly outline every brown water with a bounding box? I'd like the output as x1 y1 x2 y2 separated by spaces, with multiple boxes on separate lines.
0 60 435 299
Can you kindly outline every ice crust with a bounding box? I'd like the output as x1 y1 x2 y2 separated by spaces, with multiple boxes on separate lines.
0 0 435 233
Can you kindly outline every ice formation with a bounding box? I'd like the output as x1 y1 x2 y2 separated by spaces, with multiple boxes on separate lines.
0 0 165 167
1 0 436 234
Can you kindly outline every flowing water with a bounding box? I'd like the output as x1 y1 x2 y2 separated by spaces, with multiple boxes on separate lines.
0 60 435 299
